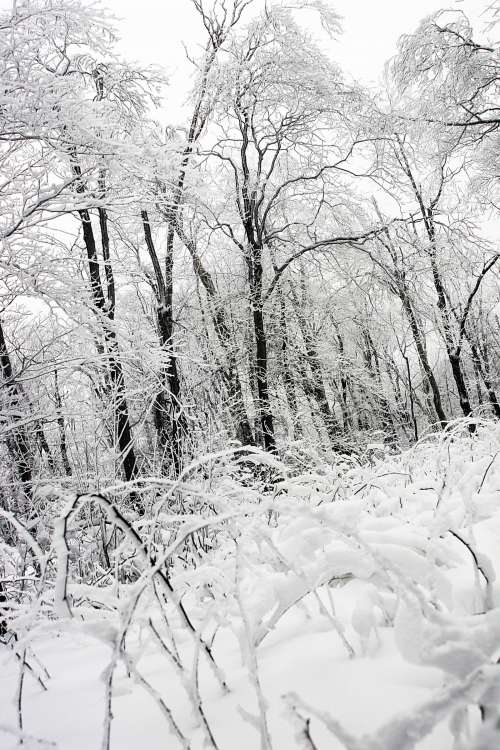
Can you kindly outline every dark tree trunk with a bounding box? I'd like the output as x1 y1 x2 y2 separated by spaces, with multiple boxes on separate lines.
247 318 263 446
289 282 344 446
398 287 448 427
332 324 351 431
54 370 72 476
429 251 474 422
253 303 276 453
141 211 182 472
78 208 139 486
302 333 341 442
466 336 500 419
156 303 185 475
448 351 473 418
278 291 299 439
0 320 33 500
401 349 419 442
171 217 254 446
395 139 469 426
248 244 276 453
361 327 397 441
386 360 412 439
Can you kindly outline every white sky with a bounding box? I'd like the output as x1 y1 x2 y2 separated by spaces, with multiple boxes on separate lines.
106 0 483 112
0 0 487 118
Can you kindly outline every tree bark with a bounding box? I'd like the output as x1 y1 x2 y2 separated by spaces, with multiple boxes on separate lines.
397 285 448 427
361 327 397 441
0 319 33 501
470 338 500 419
395 139 472 424
78 207 139 486
54 369 72 476
288 281 344 446
248 243 276 453
278 290 300 439
171 219 254 446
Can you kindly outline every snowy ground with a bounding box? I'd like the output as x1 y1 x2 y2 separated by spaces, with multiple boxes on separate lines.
2 420 500 749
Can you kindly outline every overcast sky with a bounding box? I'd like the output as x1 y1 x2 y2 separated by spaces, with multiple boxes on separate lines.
108 0 485 76
105 0 484 118
0 0 486 117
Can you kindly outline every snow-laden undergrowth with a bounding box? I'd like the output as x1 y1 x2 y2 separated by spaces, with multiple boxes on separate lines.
1 419 500 749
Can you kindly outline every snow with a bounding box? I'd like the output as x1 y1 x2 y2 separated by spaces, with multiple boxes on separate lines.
2 422 500 749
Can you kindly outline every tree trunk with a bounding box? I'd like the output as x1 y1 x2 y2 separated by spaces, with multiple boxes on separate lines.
395 140 470 424
398 286 448 427
361 327 397 441
401 349 419 441
172 219 254 446
54 369 72 476
302 333 341 442
289 281 344 446
140 211 184 472
332 323 351 431
0 319 33 502
248 244 276 453
429 252 474 421
466 334 500 419
278 290 299 439
78 208 139 486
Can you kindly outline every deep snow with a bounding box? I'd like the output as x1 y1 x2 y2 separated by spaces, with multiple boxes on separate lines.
2 420 500 749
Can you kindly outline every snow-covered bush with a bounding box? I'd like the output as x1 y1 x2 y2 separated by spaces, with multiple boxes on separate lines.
2 420 500 748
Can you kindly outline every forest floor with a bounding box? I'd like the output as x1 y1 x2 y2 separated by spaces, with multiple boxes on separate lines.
1 420 500 750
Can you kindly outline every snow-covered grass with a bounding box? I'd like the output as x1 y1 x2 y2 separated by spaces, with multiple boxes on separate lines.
1 419 500 749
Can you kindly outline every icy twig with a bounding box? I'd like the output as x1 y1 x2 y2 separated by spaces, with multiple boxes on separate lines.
235 540 273 750
0 723 56 747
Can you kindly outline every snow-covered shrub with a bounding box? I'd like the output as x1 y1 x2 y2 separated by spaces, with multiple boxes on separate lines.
2 420 500 749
